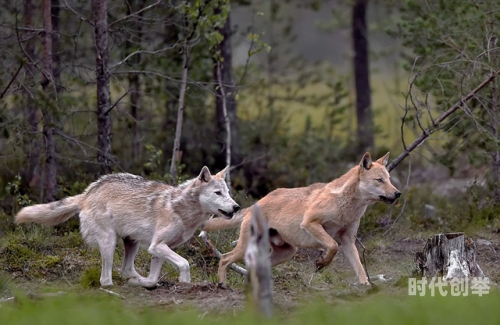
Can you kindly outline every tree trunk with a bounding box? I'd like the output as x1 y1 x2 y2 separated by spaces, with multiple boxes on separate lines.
415 233 486 280
51 0 61 91
245 204 273 318
126 0 143 164
214 13 241 171
23 0 42 199
352 0 374 153
492 79 500 204
169 39 189 183
41 0 57 202
490 35 500 204
93 0 112 175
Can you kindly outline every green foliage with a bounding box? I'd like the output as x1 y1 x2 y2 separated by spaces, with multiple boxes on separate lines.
5 175 33 214
80 267 102 289
360 180 500 238
392 0 500 181
2 290 500 325
0 271 12 294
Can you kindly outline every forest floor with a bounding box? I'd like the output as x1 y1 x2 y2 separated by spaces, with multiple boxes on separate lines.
4 229 500 316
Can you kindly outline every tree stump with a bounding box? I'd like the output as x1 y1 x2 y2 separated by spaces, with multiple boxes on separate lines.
415 232 486 280
244 204 273 318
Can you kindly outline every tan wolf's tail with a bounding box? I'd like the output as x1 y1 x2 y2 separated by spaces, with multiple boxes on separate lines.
202 207 249 232
15 194 84 226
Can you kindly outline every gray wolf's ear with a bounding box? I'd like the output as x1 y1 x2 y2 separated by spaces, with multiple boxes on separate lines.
375 152 390 167
198 166 212 182
359 152 373 170
215 166 229 179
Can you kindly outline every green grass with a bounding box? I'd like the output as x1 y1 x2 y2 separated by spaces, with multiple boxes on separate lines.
1 289 499 325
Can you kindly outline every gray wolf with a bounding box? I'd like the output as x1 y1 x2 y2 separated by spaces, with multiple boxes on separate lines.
15 166 240 289
202 152 401 285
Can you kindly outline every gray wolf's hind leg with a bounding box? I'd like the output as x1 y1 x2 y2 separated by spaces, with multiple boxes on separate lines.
97 233 117 287
127 256 165 289
121 237 143 280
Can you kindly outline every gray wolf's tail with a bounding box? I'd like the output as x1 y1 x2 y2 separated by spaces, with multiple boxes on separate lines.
202 207 250 232
15 194 84 226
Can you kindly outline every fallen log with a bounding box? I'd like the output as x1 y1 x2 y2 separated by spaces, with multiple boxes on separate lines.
244 204 273 318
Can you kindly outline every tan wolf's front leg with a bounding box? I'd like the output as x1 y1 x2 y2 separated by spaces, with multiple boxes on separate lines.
340 234 368 284
300 220 339 269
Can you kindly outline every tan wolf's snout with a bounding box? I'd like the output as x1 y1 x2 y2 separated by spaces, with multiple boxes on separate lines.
379 189 401 205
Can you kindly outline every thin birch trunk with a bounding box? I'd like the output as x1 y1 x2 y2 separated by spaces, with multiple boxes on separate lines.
93 0 112 175
41 0 57 202
169 39 189 183
216 60 231 187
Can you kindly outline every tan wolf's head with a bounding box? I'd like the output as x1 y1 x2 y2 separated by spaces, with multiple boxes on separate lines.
358 152 401 205
197 166 240 218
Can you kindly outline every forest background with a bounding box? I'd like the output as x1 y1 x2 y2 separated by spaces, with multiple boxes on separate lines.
1 0 500 291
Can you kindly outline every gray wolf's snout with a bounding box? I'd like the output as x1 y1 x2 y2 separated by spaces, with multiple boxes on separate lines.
218 204 240 218
395 190 402 199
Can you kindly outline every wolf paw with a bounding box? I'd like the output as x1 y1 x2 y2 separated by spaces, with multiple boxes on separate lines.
217 282 231 290
127 277 158 290
315 257 331 271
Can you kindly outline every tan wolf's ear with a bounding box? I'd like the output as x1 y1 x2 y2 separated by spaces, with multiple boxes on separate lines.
215 166 230 179
198 166 212 182
375 152 390 166
359 152 373 170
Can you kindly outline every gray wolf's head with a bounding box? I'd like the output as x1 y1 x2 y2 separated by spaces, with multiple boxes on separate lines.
197 166 240 218
358 152 401 205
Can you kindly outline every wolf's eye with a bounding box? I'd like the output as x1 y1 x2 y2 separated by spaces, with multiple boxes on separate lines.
376 178 384 183
215 191 222 196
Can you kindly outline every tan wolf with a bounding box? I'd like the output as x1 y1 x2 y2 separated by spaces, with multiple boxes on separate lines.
15 166 240 289
203 152 401 285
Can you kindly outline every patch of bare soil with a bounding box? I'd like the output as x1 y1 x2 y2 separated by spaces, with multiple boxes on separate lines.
135 233 500 313
5 232 500 315
151 282 245 313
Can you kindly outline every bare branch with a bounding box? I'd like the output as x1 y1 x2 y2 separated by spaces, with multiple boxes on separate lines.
388 67 500 172
0 63 23 99
104 91 128 115
109 44 179 70
62 0 93 26
108 0 161 28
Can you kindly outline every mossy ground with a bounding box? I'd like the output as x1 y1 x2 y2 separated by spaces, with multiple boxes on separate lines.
1 180 499 320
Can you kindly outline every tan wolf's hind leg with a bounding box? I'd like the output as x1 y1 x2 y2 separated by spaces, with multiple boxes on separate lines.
270 243 298 266
218 215 252 285
300 220 339 269
218 243 246 285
